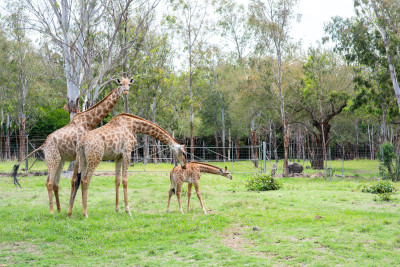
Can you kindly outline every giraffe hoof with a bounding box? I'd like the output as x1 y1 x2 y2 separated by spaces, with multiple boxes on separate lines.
126 211 132 216
84 214 88 219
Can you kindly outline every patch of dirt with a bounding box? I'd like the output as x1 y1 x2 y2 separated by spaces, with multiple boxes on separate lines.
0 172 47 177
0 241 43 264
220 226 276 259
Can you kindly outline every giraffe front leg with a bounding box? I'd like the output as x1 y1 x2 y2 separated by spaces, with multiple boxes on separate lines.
122 154 131 216
187 183 192 212
53 161 65 213
46 176 54 214
176 184 183 214
194 182 207 214
115 158 122 213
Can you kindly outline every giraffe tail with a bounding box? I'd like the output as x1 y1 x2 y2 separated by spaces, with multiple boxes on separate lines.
70 145 85 204
10 143 46 188
11 164 22 188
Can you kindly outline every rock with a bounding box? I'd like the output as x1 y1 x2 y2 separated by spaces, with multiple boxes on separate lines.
288 162 303 174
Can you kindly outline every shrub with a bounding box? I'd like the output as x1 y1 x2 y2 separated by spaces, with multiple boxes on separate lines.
362 180 397 201
246 174 282 191
377 142 397 180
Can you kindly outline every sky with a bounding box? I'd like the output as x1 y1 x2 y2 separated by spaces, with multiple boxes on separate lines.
290 0 355 49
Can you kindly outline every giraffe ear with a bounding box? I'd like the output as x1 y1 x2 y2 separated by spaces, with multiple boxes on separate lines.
116 79 121 85
225 166 228 172
130 78 134 84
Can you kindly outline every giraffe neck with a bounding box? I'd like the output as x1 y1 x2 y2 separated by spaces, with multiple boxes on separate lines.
192 162 224 175
73 86 123 129
117 114 178 146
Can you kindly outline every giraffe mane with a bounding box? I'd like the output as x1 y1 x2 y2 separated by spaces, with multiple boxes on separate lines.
189 161 224 171
70 86 119 123
114 113 179 144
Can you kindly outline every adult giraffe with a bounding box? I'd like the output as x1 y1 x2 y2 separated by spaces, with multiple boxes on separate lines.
67 113 187 218
11 77 133 214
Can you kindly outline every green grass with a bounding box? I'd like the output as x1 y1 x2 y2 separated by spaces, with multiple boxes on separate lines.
1 157 382 179
1 164 399 266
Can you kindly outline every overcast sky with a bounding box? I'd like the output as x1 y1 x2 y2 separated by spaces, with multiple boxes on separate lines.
290 0 355 49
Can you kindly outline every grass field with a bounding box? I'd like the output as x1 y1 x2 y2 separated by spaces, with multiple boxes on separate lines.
1 160 399 266
0 157 382 179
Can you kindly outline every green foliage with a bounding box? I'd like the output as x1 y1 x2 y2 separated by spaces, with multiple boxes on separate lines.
246 174 282 191
362 179 397 201
29 108 69 136
377 142 397 179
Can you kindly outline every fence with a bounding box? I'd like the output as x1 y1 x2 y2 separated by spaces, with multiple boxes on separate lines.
0 135 387 179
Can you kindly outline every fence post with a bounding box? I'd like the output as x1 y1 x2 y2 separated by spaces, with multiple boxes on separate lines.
231 140 234 173
302 144 305 178
381 145 384 179
202 141 205 161
329 147 332 181
25 135 28 173
263 142 266 173
342 145 344 178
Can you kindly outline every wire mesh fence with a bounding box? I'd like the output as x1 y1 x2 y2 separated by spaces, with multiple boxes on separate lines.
0 135 388 179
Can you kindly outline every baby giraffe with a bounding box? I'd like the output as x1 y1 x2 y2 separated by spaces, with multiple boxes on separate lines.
167 161 232 214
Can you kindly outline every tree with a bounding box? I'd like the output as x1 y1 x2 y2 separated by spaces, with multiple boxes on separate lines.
354 0 400 114
325 14 399 143
249 0 300 175
297 48 352 170
167 0 212 160
26 0 160 119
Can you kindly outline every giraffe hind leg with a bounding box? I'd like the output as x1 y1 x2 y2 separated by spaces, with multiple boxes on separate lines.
53 160 65 212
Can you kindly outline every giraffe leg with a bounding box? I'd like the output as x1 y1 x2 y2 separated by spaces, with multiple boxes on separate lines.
67 162 80 217
46 176 54 214
167 187 173 212
53 160 65 213
194 182 207 214
45 148 61 215
115 158 122 212
187 183 192 212
81 169 95 219
176 184 183 214
122 154 131 216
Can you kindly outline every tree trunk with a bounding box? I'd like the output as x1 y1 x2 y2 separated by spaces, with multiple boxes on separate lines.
19 117 25 161
214 130 219 161
273 125 278 162
228 128 231 161
5 114 10 160
0 111 3 160
221 105 226 162
143 135 149 164
283 123 289 175
152 137 158 164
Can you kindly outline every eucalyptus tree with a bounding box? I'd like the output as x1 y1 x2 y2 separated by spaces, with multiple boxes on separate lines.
353 0 400 114
214 0 251 62
166 0 213 160
296 48 353 170
25 0 160 119
325 14 399 143
249 0 300 175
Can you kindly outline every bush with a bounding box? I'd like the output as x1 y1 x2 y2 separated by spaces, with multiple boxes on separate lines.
246 174 282 191
377 142 397 180
362 180 397 201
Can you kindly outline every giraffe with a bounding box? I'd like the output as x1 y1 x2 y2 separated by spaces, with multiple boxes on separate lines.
67 113 187 218
167 161 232 214
11 77 133 214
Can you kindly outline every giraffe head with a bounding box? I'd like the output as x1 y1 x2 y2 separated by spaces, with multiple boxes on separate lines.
219 166 233 180
116 77 133 95
171 144 187 169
